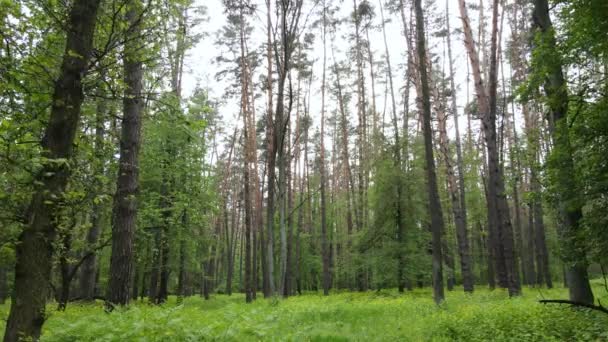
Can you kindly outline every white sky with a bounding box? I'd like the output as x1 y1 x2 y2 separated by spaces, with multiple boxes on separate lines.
181 0 517 151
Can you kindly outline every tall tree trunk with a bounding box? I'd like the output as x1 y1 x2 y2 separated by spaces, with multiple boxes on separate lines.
414 0 445 305
156 181 171 304
379 0 406 293
0 266 7 304
177 226 187 303
107 0 144 307
353 0 367 240
531 0 593 305
264 0 276 297
318 2 330 296
531 181 552 288
458 0 520 296
3 0 100 338
240 3 253 302
446 0 474 293
148 230 161 302
509 5 538 286
80 91 106 301
331 42 357 244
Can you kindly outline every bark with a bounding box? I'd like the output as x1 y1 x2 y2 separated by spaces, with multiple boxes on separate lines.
177 225 187 303
284 121 294 297
221 130 237 296
245 52 261 298
275 0 301 298
532 184 552 288
0 266 7 304
264 0 276 297
509 6 538 286
106 0 144 308
148 230 161 302
80 90 106 301
331 43 357 241
3 0 100 338
379 0 406 293
240 2 253 302
531 0 593 304
445 0 474 293
414 0 445 305
364 24 378 143
57 226 75 311
132 258 140 301
156 184 171 304
319 2 330 296
458 0 519 296
352 0 367 240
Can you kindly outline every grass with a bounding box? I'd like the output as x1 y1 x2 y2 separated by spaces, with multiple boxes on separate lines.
1 283 607 341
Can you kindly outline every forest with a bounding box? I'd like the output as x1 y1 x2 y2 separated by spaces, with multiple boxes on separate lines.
0 0 607 340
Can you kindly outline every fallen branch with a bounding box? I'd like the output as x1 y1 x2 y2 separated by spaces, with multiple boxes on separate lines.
539 299 608 315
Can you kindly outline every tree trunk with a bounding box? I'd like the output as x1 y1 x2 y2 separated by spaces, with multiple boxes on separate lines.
532 185 552 288
80 90 106 301
106 0 144 308
379 0 406 293
531 0 593 304
156 192 171 304
319 2 331 297
177 236 186 303
264 0 276 297
3 0 100 338
458 0 520 296
353 0 367 249
446 0 474 293
414 0 445 305
148 231 160 301
0 266 7 304
240 4 253 302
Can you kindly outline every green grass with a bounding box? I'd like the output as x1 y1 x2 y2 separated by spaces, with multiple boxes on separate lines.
1 283 607 341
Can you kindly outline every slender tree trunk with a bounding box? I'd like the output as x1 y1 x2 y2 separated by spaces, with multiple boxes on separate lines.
284 126 294 297
414 0 445 305
177 228 187 303
446 0 474 293
379 0 406 293
353 0 367 246
80 92 106 301
240 4 253 303
3 0 100 338
0 267 7 304
264 0 276 297
532 183 551 288
331 44 357 242
57 226 75 311
318 2 331 296
156 184 171 304
148 231 160 302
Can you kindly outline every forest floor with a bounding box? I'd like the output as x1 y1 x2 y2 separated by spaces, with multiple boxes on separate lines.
1 281 607 341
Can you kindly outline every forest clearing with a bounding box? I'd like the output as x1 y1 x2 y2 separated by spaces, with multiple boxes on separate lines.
2 0 608 340
1 284 608 341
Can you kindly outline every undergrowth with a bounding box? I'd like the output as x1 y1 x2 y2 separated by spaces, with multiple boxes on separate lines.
0 283 606 341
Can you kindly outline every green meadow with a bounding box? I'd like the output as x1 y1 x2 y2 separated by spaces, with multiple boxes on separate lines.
2 283 606 341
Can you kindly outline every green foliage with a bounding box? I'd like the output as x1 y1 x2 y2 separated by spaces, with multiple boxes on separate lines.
0 286 606 341
523 0 608 266
134 86 217 295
